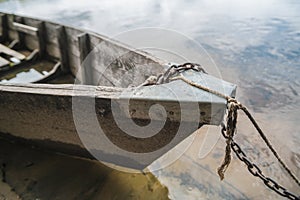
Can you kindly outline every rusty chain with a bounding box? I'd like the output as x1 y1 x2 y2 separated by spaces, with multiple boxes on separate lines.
221 124 299 200
156 63 207 84
138 63 206 86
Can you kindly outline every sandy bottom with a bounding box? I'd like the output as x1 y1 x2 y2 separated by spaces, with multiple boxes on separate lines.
0 181 20 200
151 113 300 200
151 127 259 200
0 139 169 200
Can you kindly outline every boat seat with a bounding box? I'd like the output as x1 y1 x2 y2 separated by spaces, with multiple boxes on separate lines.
0 17 46 72
0 43 25 60
0 56 9 68
0 16 60 82
12 17 45 59
13 22 38 37
0 43 26 69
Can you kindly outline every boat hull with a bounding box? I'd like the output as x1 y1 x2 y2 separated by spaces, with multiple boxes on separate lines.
0 12 236 169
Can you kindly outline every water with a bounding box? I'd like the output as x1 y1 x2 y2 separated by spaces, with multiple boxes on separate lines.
0 60 54 83
0 0 300 199
0 139 169 200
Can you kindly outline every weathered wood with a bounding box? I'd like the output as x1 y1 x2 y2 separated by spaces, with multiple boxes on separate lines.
0 71 235 128
45 41 60 58
0 12 237 169
0 43 25 60
26 49 39 61
0 56 9 68
56 26 69 73
6 15 18 42
1 12 167 84
12 22 38 36
37 22 46 58
13 16 26 48
12 21 45 58
0 74 234 169
78 33 93 84
0 13 8 42
8 39 19 49
65 27 82 57
88 37 165 87
34 62 62 83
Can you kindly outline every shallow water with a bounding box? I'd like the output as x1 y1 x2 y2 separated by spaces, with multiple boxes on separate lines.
0 139 169 200
0 0 300 199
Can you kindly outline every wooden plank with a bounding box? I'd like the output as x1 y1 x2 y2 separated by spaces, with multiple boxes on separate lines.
7 30 18 44
12 22 38 36
34 62 62 83
8 39 18 49
24 34 38 51
56 26 69 73
44 23 59 45
0 43 25 60
65 27 82 57
90 49 165 87
78 33 93 85
0 56 9 68
45 41 60 58
0 13 8 42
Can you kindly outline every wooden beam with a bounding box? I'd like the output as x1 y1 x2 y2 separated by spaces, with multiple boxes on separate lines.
34 62 62 83
12 21 45 59
56 26 69 73
78 33 93 85
0 43 26 60
12 22 38 36
37 22 46 58
0 13 8 42
8 40 19 49
0 56 9 68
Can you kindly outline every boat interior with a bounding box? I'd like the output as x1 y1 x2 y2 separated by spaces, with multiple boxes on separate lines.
0 12 165 87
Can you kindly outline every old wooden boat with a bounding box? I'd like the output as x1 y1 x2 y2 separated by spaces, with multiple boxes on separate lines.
0 12 236 170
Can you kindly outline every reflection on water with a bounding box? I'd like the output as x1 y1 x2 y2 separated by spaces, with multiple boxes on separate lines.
1 0 300 199
0 60 55 83
1 68 46 83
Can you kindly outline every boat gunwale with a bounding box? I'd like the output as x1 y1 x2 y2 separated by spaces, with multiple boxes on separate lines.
0 11 166 72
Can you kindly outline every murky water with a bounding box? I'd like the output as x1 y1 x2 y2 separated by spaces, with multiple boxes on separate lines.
0 0 300 199
0 139 169 200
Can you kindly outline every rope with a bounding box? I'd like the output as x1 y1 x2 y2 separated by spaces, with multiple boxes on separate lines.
217 101 238 180
170 75 300 187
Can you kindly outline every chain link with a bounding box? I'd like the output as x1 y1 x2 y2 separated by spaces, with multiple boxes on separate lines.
139 63 206 86
221 126 300 200
156 63 206 84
